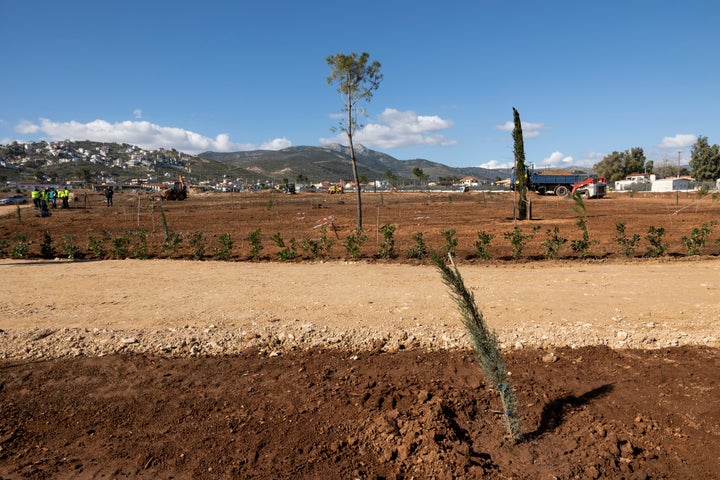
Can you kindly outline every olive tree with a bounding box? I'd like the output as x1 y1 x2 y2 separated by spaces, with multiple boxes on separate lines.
326 52 383 231
593 147 648 183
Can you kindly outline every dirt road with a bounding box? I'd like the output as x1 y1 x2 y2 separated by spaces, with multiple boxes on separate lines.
2 258 717 358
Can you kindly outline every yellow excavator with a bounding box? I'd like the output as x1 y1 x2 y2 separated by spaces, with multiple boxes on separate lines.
161 175 188 200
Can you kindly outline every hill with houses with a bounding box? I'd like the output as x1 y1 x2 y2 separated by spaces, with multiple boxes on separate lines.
0 140 511 190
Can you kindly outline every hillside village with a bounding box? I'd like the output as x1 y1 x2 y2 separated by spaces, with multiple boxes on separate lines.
2 140 713 196
0 140 189 188
0 140 501 193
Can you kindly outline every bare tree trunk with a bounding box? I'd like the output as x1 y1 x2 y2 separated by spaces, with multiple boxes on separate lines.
347 92 363 231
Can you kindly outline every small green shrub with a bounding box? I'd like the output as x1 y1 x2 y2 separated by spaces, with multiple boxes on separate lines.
344 229 367 259
161 231 183 259
300 226 335 259
406 232 429 260
474 231 494 260
441 229 458 257
571 218 596 258
189 231 207 260
111 233 131 259
40 230 54 259
87 231 111 259
214 232 234 261
60 235 80 260
645 226 668 257
379 224 397 259
542 226 567 259
503 226 538 260
246 229 263 260
132 228 149 259
681 222 714 256
569 194 596 258
271 232 297 260
9 234 29 259
615 222 640 258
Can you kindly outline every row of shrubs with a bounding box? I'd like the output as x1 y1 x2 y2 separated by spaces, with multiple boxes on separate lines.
1 221 718 262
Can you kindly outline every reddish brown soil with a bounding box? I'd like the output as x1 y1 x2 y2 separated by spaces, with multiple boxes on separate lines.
1 347 718 479
1 190 719 479
2 189 720 261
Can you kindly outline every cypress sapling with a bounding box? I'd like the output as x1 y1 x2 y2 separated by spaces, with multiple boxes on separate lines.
433 253 522 442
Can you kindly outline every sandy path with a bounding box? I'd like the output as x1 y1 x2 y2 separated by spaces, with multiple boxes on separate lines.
1 259 718 352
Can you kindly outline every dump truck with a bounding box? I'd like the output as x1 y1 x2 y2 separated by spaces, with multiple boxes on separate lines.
512 167 606 198
161 175 188 200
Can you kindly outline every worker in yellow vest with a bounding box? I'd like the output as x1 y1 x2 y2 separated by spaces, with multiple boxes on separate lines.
31 188 41 208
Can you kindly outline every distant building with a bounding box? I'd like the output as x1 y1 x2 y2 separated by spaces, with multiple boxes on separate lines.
17 181 64 191
459 176 479 187
651 178 693 192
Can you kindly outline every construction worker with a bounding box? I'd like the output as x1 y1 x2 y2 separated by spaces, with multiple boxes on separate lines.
31 188 41 208
39 189 51 217
62 187 70 208
41 188 50 209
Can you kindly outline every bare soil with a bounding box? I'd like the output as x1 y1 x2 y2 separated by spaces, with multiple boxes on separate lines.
1 190 719 479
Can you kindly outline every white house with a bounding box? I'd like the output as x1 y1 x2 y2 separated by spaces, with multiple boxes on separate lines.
651 178 693 192
459 176 479 187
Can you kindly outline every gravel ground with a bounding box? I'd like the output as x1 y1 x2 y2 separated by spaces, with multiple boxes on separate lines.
2 258 717 359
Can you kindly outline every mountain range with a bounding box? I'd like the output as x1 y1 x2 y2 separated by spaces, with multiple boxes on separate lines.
0 140 513 185
198 144 511 183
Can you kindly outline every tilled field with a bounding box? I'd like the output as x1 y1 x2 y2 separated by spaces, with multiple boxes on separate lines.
1 191 719 478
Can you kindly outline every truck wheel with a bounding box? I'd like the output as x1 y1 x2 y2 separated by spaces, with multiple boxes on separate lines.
537 187 546 195
554 185 570 197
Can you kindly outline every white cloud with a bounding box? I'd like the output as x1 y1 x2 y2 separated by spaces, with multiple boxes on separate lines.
16 120 39 134
541 151 574 167
260 137 292 150
133 109 143 119
14 118 291 153
478 159 514 169
480 151 573 170
496 120 545 138
578 151 605 167
320 108 455 149
659 134 696 149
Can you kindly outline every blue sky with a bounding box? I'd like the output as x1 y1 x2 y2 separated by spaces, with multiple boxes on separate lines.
1 1 718 169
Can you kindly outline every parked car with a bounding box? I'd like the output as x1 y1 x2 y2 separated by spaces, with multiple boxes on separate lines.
0 195 29 205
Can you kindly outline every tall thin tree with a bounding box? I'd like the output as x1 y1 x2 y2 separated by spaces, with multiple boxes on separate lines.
326 52 383 231
513 107 528 220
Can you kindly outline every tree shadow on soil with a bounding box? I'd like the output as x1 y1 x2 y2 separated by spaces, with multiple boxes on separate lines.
524 383 614 441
